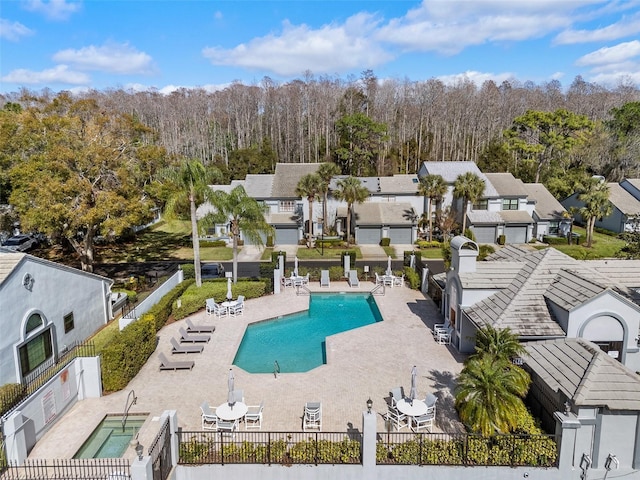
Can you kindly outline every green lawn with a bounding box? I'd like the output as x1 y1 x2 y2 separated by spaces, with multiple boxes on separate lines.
536 226 625 259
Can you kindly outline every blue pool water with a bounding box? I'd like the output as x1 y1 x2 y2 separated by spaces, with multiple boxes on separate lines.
73 415 147 459
233 293 382 373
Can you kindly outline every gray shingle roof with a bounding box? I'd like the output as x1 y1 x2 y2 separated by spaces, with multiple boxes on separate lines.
522 183 567 220
420 161 499 197
458 262 524 289
354 202 416 225
484 173 527 197
499 210 534 224
544 270 607 311
378 175 419 194
608 182 640 216
524 338 640 410
244 175 273 198
272 163 320 198
467 211 503 224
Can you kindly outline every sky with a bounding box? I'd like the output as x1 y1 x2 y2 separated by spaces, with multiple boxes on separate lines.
1 0 640 95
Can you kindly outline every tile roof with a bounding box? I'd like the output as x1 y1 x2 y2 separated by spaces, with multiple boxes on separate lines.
354 202 416 225
420 161 499 197
499 210 534 224
458 262 524 289
608 182 640 216
266 212 299 225
544 269 607 311
329 176 379 193
524 338 640 410
272 163 320 197
467 211 503 224
522 183 567 220
0 250 24 284
484 173 528 197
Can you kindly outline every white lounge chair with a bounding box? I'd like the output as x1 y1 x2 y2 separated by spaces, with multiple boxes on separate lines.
158 352 194 371
244 401 264 430
303 402 322 431
170 337 203 354
348 270 359 287
320 270 330 287
200 401 218 430
185 318 215 334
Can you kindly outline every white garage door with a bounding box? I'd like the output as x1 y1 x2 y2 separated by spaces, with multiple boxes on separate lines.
389 227 412 244
275 228 299 245
504 226 527 244
357 227 381 245
471 226 496 244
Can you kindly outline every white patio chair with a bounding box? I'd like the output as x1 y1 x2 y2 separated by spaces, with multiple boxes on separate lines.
320 270 330 287
375 272 384 285
385 405 408 430
217 418 239 438
303 402 322 431
436 327 453 345
200 401 218 431
229 295 244 316
205 298 216 316
423 393 437 416
282 276 293 288
232 389 244 403
394 274 405 287
411 411 435 433
433 319 450 337
390 387 404 407
302 273 310 285
244 401 264 430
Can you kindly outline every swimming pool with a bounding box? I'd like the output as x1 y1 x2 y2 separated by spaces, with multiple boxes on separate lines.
233 293 382 373
73 414 148 459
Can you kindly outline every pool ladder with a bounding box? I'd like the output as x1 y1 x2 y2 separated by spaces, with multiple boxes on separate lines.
274 360 280 379
122 389 137 432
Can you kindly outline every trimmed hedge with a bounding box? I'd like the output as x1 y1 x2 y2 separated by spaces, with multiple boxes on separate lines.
543 235 567 245
200 239 227 248
379 237 391 247
415 240 442 249
403 266 420 289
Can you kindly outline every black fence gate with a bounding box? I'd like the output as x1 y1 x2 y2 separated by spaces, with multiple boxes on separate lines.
149 416 172 480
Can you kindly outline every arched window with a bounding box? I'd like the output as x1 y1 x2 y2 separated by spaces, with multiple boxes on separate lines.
19 313 53 378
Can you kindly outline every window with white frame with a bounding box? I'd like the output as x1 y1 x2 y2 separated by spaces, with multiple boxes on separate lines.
280 201 296 212
502 198 519 210
18 313 53 377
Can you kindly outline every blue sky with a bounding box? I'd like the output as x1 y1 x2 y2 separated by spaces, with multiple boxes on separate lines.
1 0 640 95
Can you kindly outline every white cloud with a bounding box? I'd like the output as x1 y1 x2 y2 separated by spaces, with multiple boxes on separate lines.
555 12 640 44
1 65 90 85
23 0 81 21
376 0 584 54
435 70 515 87
576 40 640 66
52 43 155 75
202 13 392 76
0 18 34 41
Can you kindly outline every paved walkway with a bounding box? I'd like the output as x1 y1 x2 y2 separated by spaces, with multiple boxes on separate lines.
29 281 466 460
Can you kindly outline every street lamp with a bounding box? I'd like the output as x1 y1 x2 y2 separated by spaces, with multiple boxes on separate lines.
367 398 373 414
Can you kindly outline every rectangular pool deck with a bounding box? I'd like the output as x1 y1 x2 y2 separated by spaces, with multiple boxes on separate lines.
28 280 467 460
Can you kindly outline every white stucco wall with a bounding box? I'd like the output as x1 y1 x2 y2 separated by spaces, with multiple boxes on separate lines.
0 256 112 385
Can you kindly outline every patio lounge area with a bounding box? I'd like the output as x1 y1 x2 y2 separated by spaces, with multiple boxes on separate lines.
28 280 467 460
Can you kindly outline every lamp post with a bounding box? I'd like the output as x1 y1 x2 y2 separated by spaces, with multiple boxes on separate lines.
319 222 324 256
367 398 373 415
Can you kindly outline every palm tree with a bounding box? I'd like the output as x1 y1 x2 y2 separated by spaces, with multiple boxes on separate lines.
161 159 221 288
418 174 447 241
455 354 531 436
296 173 323 248
317 162 342 234
578 177 612 247
453 172 485 233
474 325 527 363
209 185 273 282
333 176 369 245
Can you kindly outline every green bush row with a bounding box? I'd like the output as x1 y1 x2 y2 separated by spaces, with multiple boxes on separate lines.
415 240 442 249
100 279 194 391
200 239 228 248
543 235 569 245
172 280 267 320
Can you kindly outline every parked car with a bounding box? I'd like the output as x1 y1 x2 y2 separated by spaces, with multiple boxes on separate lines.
2 234 39 252
201 262 225 279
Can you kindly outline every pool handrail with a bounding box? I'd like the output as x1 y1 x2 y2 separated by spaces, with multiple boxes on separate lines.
122 389 137 432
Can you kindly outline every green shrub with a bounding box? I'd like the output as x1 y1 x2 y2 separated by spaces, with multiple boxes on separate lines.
543 235 567 245
416 240 442 249
0 383 26 413
464 229 476 241
497 234 506 245
266 235 274 247
329 265 345 280
403 266 420 289
380 237 391 247
403 250 421 266
101 315 157 392
200 239 227 248
478 244 495 260
181 262 194 278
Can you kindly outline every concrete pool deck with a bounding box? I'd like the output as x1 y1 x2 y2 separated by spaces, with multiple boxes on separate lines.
29 280 467 460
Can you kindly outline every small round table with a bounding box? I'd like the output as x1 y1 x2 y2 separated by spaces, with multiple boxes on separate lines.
396 398 428 417
216 402 248 421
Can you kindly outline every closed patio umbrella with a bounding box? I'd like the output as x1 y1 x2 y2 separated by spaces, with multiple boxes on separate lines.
226 276 233 301
294 256 299 277
409 365 417 401
386 256 392 276
227 368 235 405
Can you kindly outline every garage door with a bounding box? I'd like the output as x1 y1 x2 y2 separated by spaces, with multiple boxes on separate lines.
357 227 381 245
389 227 412 244
275 227 299 245
504 226 527 244
471 226 496 244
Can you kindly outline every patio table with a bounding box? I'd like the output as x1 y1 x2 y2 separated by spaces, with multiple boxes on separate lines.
216 401 248 421
221 300 239 316
396 398 427 418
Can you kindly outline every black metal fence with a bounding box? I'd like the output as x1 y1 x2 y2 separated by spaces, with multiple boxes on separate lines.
0 458 130 479
178 431 362 465
148 416 171 480
376 431 558 467
0 342 95 419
